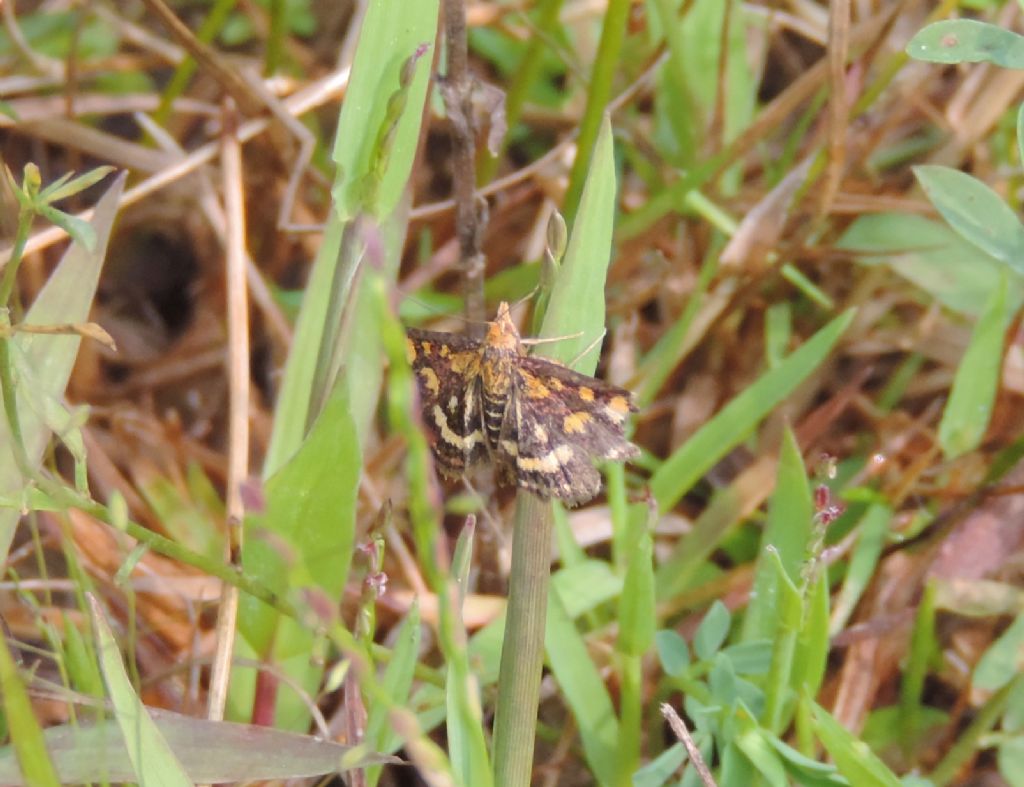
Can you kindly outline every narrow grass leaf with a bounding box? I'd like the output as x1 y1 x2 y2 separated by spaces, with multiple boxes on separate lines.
445 524 493 787
365 601 421 784
913 165 1024 275
552 559 624 618
939 274 1010 458
1018 104 1024 170
546 591 619 785
632 742 686 787
0 625 60 786
792 564 830 702
88 595 191 787
899 582 938 756
734 726 788 787
830 504 890 635
650 310 854 513
617 531 655 657
0 173 124 557
537 114 616 372
808 698 902 787
62 612 103 699
266 0 437 476
742 428 811 641
907 19 1024 68
331 1 437 221
761 548 802 732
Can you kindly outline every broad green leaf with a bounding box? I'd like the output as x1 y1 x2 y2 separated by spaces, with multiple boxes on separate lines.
913 165 1024 276
974 612 1024 693
655 629 691 677
0 707 397 784
552 559 624 618
907 19 1024 68
999 736 1024 787
838 213 1024 317
939 274 1010 458
694 600 731 661
0 172 124 557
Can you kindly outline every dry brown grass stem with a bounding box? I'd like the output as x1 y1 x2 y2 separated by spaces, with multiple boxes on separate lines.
205 99 250 726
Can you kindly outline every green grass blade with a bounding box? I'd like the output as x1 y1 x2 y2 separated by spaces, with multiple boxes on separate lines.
265 0 438 476
561 0 630 224
650 309 854 515
537 114 617 371
0 628 60 786
365 601 422 786
545 591 619 785
830 503 890 635
808 698 902 787
615 530 654 782
445 520 492 787
88 594 191 787
741 428 812 642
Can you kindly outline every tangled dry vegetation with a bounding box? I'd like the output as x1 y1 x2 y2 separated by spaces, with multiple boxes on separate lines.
3 1 1024 785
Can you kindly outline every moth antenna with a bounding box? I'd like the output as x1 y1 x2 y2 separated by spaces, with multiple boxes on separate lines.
570 329 607 367
521 329 606 369
520 330 585 346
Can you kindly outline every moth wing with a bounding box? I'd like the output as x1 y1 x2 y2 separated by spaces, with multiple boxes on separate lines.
508 356 639 505
406 329 488 476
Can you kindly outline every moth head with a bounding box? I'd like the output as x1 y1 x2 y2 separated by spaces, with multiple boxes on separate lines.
486 302 521 352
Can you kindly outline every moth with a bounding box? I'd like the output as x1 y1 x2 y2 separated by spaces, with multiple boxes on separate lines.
405 302 639 505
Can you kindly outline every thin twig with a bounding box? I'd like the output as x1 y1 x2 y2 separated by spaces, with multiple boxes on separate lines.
660 703 717 787
442 0 487 335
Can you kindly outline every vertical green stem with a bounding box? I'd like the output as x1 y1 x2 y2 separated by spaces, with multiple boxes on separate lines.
0 210 31 307
265 0 285 75
616 653 642 783
492 494 554 787
153 0 238 126
562 0 630 224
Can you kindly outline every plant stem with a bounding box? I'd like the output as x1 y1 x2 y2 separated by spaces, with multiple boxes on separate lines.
0 206 31 307
492 493 553 787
